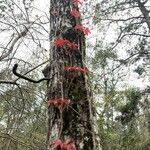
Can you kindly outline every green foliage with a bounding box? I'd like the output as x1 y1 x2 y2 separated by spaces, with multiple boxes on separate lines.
91 41 117 69
116 88 141 125
91 1 150 148
0 82 47 150
96 87 149 150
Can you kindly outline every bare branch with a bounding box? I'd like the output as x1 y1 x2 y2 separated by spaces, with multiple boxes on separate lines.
0 27 29 61
13 63 51 83
0 80 18 85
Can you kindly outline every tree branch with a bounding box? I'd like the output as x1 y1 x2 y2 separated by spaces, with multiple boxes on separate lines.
13 63 51 83
0 80 18 85
137 0 150 32
0 27 29 61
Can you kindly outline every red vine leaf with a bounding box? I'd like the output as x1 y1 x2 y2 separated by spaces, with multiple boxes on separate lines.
51 139 62 149
65 40 78 50
48 99 69 109
48 99 65 104
53 38 78 50
54 39 66 47
64 66 88 74
74 24 91 36
51 139 74 150
70 9 80 18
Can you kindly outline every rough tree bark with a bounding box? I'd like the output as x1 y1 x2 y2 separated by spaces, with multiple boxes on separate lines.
43 0 102 149
136 0 150 32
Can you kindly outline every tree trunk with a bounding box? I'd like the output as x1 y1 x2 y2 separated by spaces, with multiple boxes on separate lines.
43 0 102 149
137 0 150 32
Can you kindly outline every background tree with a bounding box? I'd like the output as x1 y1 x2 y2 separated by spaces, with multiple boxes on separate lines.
90 0 150 149
0 0 49 149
